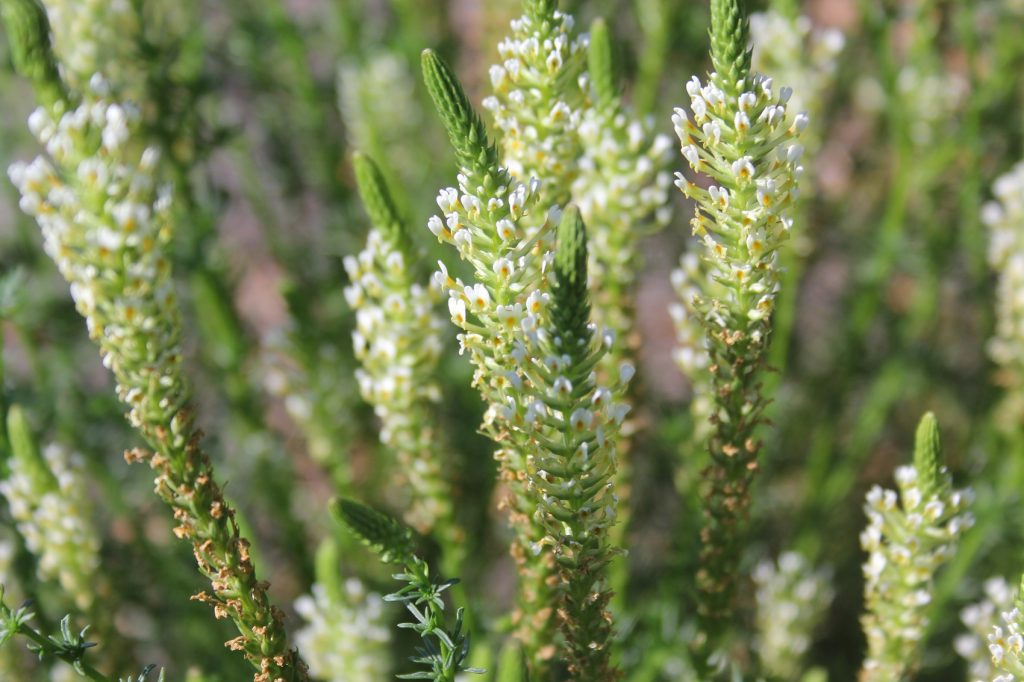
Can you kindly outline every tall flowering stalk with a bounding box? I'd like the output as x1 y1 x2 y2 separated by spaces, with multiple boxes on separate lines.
751 551 834 679
955 576 1014 680
858 413 973 680
422 49 630 675
293 540 391 682
983 162 1024 432
982 579 1024 682
345 152 463 573
573 18 673 365
671 0 806 639
421 48 556 668
4 10 306 677
0 407 101 613
483 0 587 218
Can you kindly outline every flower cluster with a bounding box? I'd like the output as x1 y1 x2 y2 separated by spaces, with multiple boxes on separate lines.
41 0 145 98
345 152 460 558
424 49 629 676
749 11 843 150
984 162 1024 431
671 0 807 628
338 52 424 187
573 70 673 365
752 551 834 679
859 414 974 680
983 581 1024 682
262 330 356 483
9 86 181 430
673 74 805 346
483 1 588 212
955 576 1015 680
0 440 100 612
294 580 391 682
422 47 561 666
669 252 714 443
9 79 306 681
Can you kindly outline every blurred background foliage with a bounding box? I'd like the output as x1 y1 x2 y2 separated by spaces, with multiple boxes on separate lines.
1 0 1024 680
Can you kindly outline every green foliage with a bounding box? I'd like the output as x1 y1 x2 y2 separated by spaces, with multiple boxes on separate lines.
550 205 592 357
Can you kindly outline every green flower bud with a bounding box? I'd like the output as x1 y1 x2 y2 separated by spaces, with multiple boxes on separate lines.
421 49 499 176
352 151 407 251
587 18 618 109
709 0 752 93
331 498 416 566
551 205 592 358
912 412 945 498
0 0 66 107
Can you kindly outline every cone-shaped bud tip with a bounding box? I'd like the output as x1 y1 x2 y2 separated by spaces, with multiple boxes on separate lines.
352 151 407 249
588 18 617 107
421 49 498 174
709 0 752 93
912 412 945 496
551 205 591 352
331 497 416 565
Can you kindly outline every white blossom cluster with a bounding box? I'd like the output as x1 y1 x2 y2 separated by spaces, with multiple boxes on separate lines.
41 0 144 98
572 106 673 350
338 53 423 178
9 79 182 433
750 11 843 144
294 579 392 682
859 465 974 680
984 589 1024 682
0 443 100 611
984 162 1024 430
895 66 968 147
955 577 1015 680
430 175 550 396
262 333 354 469
752 551 834 679
483 6 588 211
343 230 452 535
669 252 714 441
671 72 806 396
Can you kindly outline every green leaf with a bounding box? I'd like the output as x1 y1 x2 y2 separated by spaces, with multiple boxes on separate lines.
5 404 58 493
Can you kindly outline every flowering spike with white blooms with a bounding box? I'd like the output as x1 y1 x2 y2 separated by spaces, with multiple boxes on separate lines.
422 47 559 669
859 412 974 681
0 407 100 612
294 540 391 682
8 78 307 681
573 18 674 367
39 0 147 99
671 0 807 639
752 551 834 680
983 577 1024 682
521 205 627 679
955 576 1015 680
984 162 1024 433
749 11 843 154
348 152 463 572
482 0 588 216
